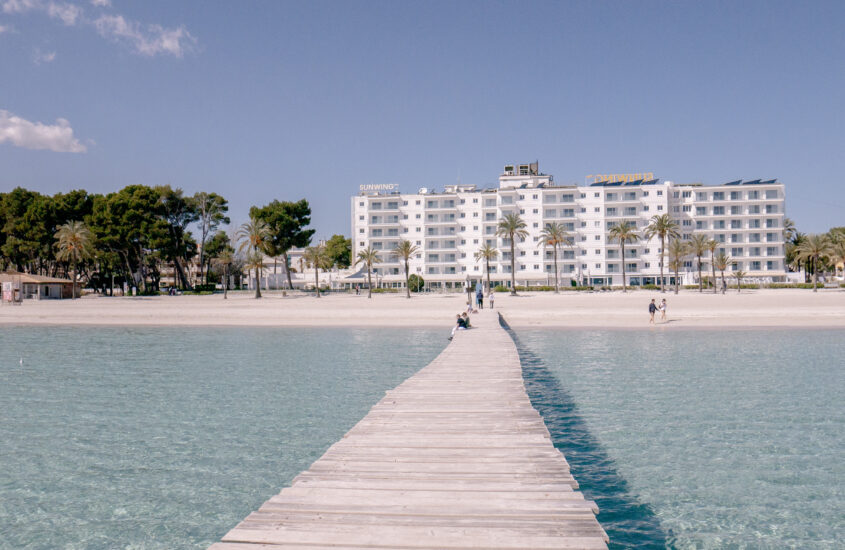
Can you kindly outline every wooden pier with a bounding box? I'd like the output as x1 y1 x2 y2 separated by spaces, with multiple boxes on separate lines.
210 310 608 549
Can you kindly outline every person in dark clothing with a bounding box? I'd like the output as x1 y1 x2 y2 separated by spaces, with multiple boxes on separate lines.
476 289 484 309
649 299 657 324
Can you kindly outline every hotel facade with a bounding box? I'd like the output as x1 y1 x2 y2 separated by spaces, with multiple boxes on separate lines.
350 163 787 289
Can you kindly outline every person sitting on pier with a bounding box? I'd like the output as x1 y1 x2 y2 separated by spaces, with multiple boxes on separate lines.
450 313 467 339
461 312 472 328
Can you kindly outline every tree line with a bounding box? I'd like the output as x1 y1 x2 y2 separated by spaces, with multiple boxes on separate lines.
0 186 352 295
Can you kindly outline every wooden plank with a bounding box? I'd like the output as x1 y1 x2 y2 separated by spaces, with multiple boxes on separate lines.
209 311 608 549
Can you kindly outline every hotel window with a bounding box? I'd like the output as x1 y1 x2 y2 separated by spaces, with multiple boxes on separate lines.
683 205 692 213
657 205 663 211
473 239 479 244
594 192 600 197
766 219 778 228
751 261 761 270
594 207 601 212
562 194 574 202
473 198 478 203
644 262 651 268
765 204 778 214
595 235 601 240
595 250 601 254
415 214 421 219
485 213 496 221
625 192 637 200
732 248 744 256
359 202 364 207
713 206 725 215
682 191 692 198
657 190 663 196
403 227 409 233
643 191 649 196
533 222 539 228
534 251 539 256
580 193 586 199
562 208 575 217
519 195 525 200
766 247 778 256
714 220 725 229
533 209 539 214
748 219 760 228
607 207 617 216
459 199 465 205
371 202 382 209
730 206 741 215
595 263 602 268
713 192 724 200
519 209 525 214
766 233 778 242
673 192 680 198
403 214 408 220
359 215 365 220
731 220 741 229
416 228 421 232
533 194 538 199
749 233 761 242
749 247 761 256
696 207 706 216
485 199 496 207
767 261 777 270
581 208 587 213
731 234 742 243
766 190 778 199
606 193 617 201
581 235 587 241
747 191 759 200
545 195 557 203
643 205 650 211
627 263 638 272
473 212 478 217
697 192 707 201
696 221 706 230
731 262 741 271
729 191 740 200
359 228 365 233
716 234 726 242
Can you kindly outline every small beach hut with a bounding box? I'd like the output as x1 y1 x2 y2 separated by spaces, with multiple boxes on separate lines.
0 271 75 299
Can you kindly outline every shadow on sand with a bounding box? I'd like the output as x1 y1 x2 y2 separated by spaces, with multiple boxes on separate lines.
499 315 671 549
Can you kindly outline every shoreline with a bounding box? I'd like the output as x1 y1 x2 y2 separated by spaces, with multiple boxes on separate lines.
1 288 844 329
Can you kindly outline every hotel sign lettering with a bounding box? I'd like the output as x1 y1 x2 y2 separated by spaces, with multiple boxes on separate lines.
359 183 399 192
587 173 654 184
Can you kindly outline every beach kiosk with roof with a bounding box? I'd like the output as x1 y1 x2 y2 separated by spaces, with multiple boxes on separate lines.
0 271 74 300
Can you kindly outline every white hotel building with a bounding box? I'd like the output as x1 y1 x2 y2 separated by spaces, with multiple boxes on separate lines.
350 163 787 289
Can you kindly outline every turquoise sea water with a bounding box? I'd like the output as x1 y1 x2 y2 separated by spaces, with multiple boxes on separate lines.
0 326 444 549
513 327 844 549
1 325 842 549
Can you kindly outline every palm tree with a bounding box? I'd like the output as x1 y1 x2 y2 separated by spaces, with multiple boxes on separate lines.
538 222 572 293
236 216 270 298
496 213 528 295
392 239 419 299
242 252 266 297
783 217 797 243
474 243 499 294
212 249 234 299
734 269 746 293
667 238 689 295
608 221 639 292
644 214 680 292
832 240 845 279
689 234 711 292
54 221 95 299
795 234 833 292
707 239 719 294
354 246 382 299
713 252 732 293
303 244 330 297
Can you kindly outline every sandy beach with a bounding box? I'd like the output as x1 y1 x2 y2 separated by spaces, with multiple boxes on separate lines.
1 288 843 329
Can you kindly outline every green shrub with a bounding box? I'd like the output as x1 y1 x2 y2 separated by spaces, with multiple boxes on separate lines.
766 283 823 289
407 274 424 292
640 284 661 290
371 288 399 293
493 285 509 292
192 284 217 292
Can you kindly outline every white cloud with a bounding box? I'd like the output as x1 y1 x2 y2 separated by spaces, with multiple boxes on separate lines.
46 1 80 25
94 14 195 57
33 48 56 63
90 0 109 6
0 109 87 153
2 0 40 14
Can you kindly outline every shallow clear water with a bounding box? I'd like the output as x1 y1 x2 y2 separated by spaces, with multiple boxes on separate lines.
0 326 444 549
513 327 844 549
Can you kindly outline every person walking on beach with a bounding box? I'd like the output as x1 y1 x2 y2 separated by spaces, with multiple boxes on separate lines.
488 291 495 309
355 284 360 295
476 288 484 309
659 298 667 321
649 299 657 324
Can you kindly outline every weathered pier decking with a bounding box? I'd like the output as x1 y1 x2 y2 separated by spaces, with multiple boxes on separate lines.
210 310 608 549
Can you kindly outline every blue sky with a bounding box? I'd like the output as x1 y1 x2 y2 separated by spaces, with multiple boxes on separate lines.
1 0 843 238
